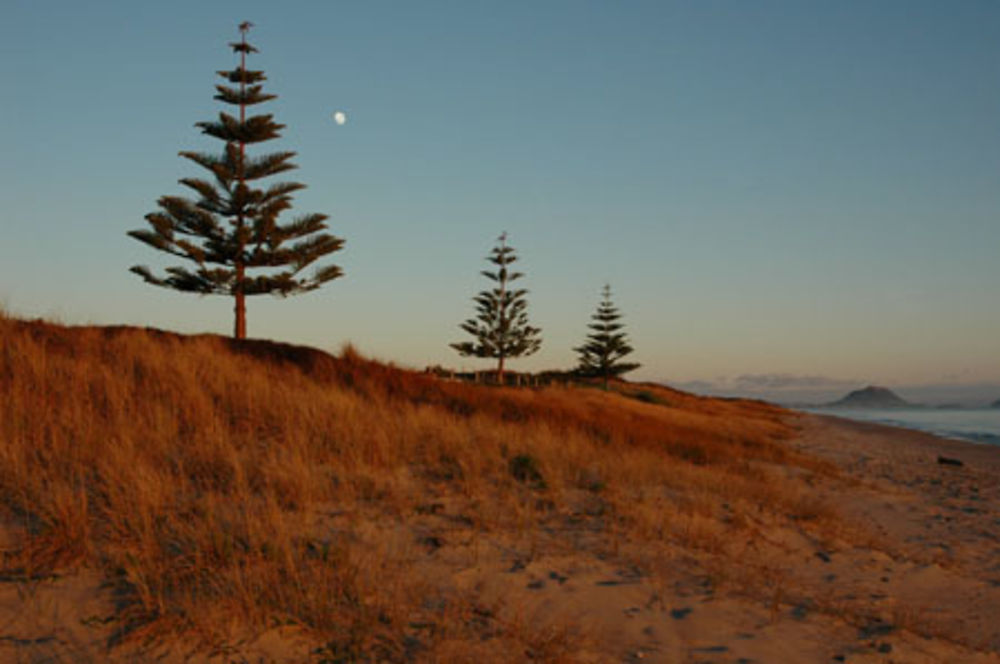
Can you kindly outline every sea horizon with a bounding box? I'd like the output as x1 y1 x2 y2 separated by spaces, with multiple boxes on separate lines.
805 407 1000 446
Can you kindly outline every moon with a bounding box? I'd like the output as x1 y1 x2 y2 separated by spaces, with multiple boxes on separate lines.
333 111 347 125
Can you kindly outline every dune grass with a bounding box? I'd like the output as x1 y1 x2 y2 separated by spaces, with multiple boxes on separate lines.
0 312 838 658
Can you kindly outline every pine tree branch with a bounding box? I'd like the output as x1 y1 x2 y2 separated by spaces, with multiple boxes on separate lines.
217 68 266 84
243 152 297 181
214 84 276 106
275 213 329 241
196 113 284 144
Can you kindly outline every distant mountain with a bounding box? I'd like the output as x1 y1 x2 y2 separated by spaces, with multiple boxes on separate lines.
991 399 1000 410
827 386 912 409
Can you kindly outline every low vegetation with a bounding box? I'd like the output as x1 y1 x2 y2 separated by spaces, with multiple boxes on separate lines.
0 311 840 659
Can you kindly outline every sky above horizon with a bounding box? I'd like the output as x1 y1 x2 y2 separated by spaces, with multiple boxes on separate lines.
2 1 999 401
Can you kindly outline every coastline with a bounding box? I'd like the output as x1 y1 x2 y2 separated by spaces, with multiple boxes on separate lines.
802 406 1000 447
795 411 1000 470
780 412 1000 659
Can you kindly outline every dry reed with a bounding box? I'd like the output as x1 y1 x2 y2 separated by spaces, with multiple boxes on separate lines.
0 313 835 658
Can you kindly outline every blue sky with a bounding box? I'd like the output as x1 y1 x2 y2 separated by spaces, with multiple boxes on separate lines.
2 1 998 401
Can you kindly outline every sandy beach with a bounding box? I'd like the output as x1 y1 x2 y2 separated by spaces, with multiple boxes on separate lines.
2 410 998 663
411 413 1000 663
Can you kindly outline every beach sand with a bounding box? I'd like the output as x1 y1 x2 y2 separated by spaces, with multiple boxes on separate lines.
2 413 999 662
416 413 1000 662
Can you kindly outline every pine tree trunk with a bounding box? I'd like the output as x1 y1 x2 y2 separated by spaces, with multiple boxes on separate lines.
234 291 246 339
497 355 505 385
234 261 246 339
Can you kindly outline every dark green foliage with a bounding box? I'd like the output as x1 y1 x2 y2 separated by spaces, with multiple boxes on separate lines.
451 233 542 380
575 284 640 387
509 454 546 489
632 390 661 405
128 22 343 338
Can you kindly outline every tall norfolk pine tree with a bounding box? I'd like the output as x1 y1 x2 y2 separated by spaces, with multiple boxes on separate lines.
575 284 640 387
129 22 343 339
451 233 542 383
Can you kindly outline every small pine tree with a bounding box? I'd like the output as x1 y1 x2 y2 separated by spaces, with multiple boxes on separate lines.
575 284 640 388
451 233 542 383
128 22 343 339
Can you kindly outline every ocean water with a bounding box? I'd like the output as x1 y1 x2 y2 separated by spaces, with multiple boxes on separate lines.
808 408 1000 446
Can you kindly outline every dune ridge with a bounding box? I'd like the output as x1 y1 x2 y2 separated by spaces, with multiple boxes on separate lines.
1 313 998 662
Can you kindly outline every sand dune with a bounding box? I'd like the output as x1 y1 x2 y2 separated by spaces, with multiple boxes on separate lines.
1 318 998 662
3 413 998 662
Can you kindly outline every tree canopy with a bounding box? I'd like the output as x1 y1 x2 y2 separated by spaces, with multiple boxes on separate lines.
128 22 343 339
575 284 640 387
451 233 542 382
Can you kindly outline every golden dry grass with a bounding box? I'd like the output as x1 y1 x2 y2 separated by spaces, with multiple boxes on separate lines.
0 312 838 658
